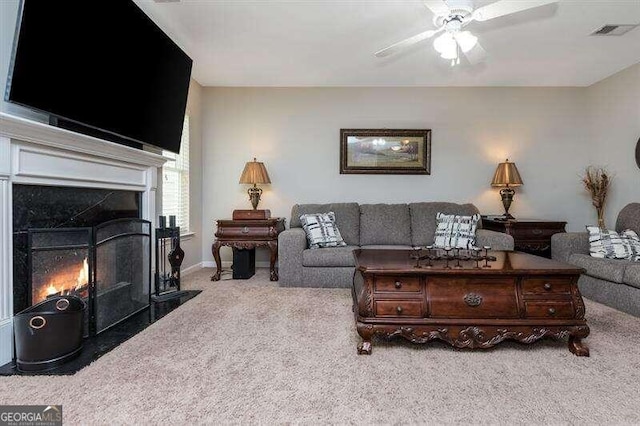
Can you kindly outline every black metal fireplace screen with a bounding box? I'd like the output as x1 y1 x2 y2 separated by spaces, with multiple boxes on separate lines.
28 219 151 336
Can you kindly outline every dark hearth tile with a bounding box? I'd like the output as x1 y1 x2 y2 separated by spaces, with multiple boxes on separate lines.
0 290 201 376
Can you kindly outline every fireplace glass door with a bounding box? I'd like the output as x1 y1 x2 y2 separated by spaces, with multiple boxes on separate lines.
94 219 151 334
28 228 93 306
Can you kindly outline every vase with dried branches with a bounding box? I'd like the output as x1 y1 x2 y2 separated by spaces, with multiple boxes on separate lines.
582 166 611 229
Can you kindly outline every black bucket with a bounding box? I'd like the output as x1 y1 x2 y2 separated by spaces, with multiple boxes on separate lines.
14 296 86 372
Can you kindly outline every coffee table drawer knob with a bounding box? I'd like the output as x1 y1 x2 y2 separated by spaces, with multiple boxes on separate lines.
395 281 402 289
548 307 556 316
396 306 403 314
544 283 552 291
463 293 483 307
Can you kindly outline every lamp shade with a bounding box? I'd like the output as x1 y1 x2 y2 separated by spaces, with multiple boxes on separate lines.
491 159 523 187
239 158 271 184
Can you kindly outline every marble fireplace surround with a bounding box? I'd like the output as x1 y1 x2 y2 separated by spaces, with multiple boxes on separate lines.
0 112 166 366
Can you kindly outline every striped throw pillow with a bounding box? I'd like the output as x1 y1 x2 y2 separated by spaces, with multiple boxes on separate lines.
433 212 480 249
300 212 347 249
622 229 640 261
587 226 639 260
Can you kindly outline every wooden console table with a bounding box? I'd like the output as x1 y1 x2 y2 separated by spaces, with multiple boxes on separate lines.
352 249 589 356
211 218 285 282
481 216 566 258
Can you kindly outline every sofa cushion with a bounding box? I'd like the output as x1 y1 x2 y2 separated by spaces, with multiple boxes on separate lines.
434 212 480 249
410 202 480 246
623 264 640 290
569 253 630 283
360 204 412 246
616 203 640 234
360 245 414 250
302 246 358 267
299 212 347 249
290 203 360 245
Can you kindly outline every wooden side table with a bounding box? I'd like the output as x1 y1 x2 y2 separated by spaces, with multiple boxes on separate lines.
481 216 566 258
211 218 286 281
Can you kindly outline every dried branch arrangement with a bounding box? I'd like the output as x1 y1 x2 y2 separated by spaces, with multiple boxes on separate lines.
582 166 611 228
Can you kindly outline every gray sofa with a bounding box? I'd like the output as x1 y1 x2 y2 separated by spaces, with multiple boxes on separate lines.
278 202 515 288
552 203 640 317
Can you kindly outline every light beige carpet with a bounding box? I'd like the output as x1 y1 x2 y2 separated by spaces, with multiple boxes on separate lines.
1 268 639 425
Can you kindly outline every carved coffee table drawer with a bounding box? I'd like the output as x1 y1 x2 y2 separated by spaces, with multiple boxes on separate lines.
522 277 572 295
429 278 519 318
374 300 423 318
374 276 421 293
525 301 574 319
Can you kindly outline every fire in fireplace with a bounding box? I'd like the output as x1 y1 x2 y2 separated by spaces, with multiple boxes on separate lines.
36 257 89 304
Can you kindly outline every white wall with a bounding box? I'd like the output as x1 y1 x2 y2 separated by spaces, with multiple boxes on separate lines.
202 86 593 263
585 63 640 228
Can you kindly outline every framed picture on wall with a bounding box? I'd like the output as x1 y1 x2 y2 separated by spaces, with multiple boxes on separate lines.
340 129 431 175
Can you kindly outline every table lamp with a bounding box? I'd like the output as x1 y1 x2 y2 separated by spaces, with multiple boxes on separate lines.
491 159 523 220
239 158 271 210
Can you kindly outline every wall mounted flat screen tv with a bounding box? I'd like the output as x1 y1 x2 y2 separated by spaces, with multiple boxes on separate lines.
5 0 193 154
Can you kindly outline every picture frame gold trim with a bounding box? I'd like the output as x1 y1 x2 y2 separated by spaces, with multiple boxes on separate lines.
340 129 431 175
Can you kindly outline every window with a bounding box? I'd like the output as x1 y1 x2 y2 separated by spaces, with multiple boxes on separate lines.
162 115 190 233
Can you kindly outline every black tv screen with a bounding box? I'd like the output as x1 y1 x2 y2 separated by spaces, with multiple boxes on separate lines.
6 0 193 154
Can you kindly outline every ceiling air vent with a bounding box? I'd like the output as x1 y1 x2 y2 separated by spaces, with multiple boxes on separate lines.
590 24 639 36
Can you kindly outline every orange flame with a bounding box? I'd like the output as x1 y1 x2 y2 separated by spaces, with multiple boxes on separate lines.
35 257 89 303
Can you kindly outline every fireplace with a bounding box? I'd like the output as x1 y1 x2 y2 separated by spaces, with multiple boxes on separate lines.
27 219 151 336
0 112 167 366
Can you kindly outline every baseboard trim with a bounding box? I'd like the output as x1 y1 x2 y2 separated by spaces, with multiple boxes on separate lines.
202 260 271 268
181 262 203 276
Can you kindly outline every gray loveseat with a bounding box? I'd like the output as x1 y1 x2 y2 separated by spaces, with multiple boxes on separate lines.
551 203 640 317
278 202 514 288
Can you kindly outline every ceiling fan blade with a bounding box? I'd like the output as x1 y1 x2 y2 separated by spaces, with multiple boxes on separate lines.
472 0 557 22
423 0 450 17
462 40 487 65
375 28 442 57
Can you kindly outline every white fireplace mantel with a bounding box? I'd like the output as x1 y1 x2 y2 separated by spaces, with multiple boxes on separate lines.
0 112 166 365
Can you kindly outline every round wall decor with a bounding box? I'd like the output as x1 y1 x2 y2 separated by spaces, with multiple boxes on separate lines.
636 137 640 169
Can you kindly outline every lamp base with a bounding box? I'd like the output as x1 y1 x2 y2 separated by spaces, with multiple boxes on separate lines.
247 185 263 210
499 187 516 220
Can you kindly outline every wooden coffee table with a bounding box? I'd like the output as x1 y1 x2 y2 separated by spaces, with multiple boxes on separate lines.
352 249 589 356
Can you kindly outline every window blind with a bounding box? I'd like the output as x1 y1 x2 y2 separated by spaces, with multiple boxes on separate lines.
162 115 190 233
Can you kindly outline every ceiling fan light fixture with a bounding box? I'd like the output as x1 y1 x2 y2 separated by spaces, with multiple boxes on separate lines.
433 32 456 54
440 50 458 60
454 31 478 53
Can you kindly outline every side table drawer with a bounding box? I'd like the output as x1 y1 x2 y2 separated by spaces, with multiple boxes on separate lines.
374 300 423 318
512 228 561 240
375 276 421 293
525 301 574 319
216 226 273 239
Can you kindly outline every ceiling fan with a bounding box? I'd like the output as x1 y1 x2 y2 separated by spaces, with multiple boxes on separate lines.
375 0 557 66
